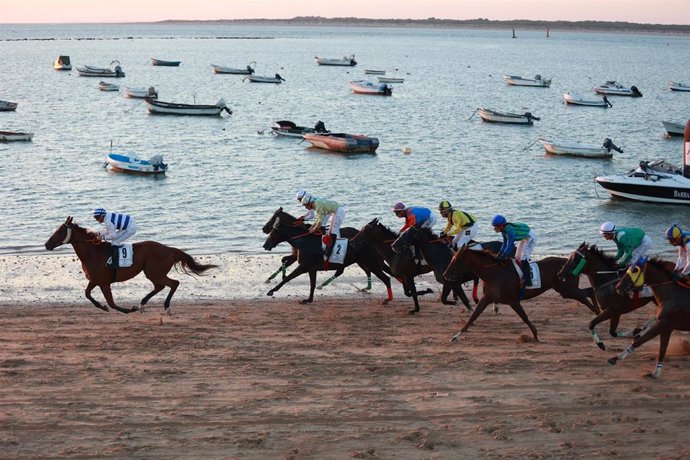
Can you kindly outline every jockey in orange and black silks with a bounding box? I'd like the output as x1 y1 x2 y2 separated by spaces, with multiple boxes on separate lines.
392 202 437 234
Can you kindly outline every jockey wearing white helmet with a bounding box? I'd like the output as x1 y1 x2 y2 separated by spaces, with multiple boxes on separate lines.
296 189 315 222
301 193 345 238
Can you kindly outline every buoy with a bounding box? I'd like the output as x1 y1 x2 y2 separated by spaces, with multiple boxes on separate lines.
402 146 412 155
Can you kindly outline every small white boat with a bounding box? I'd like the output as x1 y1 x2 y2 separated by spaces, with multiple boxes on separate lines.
364 69 385 75
151 58 180 67
98 81 120 92
77 64 125 78
563 92 612 107
105 152 167 174
145 97 232 116
122 86 158 99
211 62 255 75
541 138 622 158
477 108 539 125
504 74 551 87
53 55 71 71
315 55 357 66
669 81 690 92
378 76 404 83
244 74 285 84
593 81 642 97
0 100 18 111
662 121 687 137
0 130 34 142
349 80 392 96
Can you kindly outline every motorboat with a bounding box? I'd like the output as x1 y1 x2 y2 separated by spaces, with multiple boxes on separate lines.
669 81 690 92
144 97 232 116
77 64 125 78
0 100 18 111
303 133 379 154
595 121 690 204
122 86 158 99
349 80 392 96
244 74 285 84
98 81 120 91
53 55 71 71
378 76 404 83
504 74 551 87
563 92 612 107
0 130 34 142
151 58 180 67
271 120 329 138
211 62 255 75
477 107 539 125
315 55 357 66
364 69 385 75
105 152 167 174
662 121 687 137
541 138 622 158
593 81 642 97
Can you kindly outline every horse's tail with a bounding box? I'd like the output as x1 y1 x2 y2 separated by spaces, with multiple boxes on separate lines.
172 248 218 276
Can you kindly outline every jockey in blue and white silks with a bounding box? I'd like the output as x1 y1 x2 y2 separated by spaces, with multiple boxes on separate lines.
93 208 137 245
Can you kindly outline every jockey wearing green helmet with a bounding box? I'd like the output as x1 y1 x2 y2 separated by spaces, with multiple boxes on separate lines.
666 224 690 280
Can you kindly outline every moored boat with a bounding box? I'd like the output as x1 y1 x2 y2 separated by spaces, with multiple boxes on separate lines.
122 86 158 99
364 69 385 75
144 97 232 116
662 121 687 137
563 92 612 107
477 107 539 125
378 76 404 83
244 74 285 84
503 74 551 87
151 58 180 67
98 81 120 91
271 120 329 138
53 55 71 71
541 138 622 158
593 81 642 97
0 100 18 111
105 152 167 174
349 80 392 96
77 64 125 78
211 62 255 74
0 130 34 142
303 133 379 154
315 55 357 66
669 81 690 92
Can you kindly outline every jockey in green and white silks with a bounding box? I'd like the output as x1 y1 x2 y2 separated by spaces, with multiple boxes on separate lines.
438 200 477 250
666 224 690 279
492 215 537 286
599 222 652 267
301 194 345 237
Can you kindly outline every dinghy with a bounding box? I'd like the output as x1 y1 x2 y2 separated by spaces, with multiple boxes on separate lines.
0 130 34 142
669 81 690 92
151 58 180 67
244 74 285 84
105 152 167 174
541 138 622 158
504 74 551 87
0 100 18 111
349 80 392 96
122 86 158 99
145 97 232 116
477 108 539 125
315 55 357 66
98 81 120 91
211 62 255 75
378 76 404 83
563 92 612 107
364 69 385 75
593 81 642 97
77 64 125 78
303 133 379 154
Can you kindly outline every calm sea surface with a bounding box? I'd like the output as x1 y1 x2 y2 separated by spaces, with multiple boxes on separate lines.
1 24 689 257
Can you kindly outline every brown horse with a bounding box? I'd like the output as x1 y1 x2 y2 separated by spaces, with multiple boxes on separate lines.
610 258 690 378
44 217 217 314
443 247 598 342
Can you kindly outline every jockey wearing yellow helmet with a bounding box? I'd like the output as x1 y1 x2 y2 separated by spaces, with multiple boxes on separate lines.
666 224 690 280
438 200 477 250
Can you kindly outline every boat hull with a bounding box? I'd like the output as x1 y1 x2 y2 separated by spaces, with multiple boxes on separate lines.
349 81 392 96
106 153 167 174
542 141 611 158
477 108 534 125
662 121 686 137
122 87 157 98
211 64 254 75
0 131 34 142
151 59 180 67
669 82 690 92
0 101 18 111
596 175 690 204
378 77 404 83
77 66 125 78
504 76 551 87
145 98 230 116
563 93 608 107
364 70 385 75
247 75 282 84
303 133 378 153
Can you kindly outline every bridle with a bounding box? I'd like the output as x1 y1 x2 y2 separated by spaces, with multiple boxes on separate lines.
60 224 101 245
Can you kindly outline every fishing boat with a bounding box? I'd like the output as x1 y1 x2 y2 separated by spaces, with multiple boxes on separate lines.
271 120 329 138
477 108 539 125
662 121 687 137
593 81 642 97
669 81 690 92
0 130 34 142
541 138 622 158
0 100 18 111
77 64 125 78
503 74 551 87
105 152 167 174
315 55 357 66
144 97 232 116
364 69 385 75
595 121 690 204
563 92 612 107
244 74 285 84
378 76 404 83
98 81 120 91
122 86 158 99
303 133 379 154
211 62 255 75
53 55 71 71
151 58 180 67
349 80 392 96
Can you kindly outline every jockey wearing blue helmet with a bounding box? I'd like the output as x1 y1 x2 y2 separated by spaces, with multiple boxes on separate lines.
492 214 537 286
93 208 137 246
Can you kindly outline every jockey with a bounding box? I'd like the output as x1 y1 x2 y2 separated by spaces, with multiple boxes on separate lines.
665 224 690 280
93 208 136 245
295 189 315 222
301 193 345 256
393 202 437 234
438 200 477 250
492 215 537 286
599 222 652 268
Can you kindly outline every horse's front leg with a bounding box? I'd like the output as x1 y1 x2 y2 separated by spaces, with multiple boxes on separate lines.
267 263 310 297
85 281 108 312
607 321 663 367
451 282 473 312
440 284 457 306
300 269 317 304
98 283 137 314
589 308 615 351
451 296 490 342
406 278 420 314
509 302 539 342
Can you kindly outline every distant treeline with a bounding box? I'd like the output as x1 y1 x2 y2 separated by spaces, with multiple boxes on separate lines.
157 16 690 34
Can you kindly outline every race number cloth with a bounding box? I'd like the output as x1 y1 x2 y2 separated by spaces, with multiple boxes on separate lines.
116 243 134 268
327 238 348 264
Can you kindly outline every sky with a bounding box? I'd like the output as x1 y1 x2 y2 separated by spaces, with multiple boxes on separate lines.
1 0 689 25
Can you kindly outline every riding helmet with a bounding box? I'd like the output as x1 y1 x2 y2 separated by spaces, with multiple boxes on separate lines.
439 200 452 211
491 214 507 226
93 208 107 217
392 202 406 212
666 224 683 241
599 222 616 234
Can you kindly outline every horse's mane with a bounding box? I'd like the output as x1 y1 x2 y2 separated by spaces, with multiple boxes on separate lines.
585 243 619 267
374 220 399 239
70 221 99 238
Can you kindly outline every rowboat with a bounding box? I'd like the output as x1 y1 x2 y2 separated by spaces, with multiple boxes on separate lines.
53 55 71 71
303 133 379 154
364 69 385 75
593 81 642 97
144 97 232 116
122 86 158 99
315 55 357 66
477 108 539 125
0 100 18 111
0 130 34 142
541 138 622 158
271 120 329 138
98 81 120 91
244 74 284 84
349 80 392 96
211 62 255 75
669 81 690 92
378 76 404 83
151 58 180 67
662 121 687 137
77 65 125 78
563 92 612 107
105 152 167 174
504 74 551 87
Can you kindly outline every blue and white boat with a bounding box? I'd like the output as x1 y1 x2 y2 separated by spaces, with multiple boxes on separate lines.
105 152 167 174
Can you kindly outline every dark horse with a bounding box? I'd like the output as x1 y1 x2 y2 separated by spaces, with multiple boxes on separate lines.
444 247 599 342
558 243 656 351
44 217 218 314
610 258 690 378
262 209 392 304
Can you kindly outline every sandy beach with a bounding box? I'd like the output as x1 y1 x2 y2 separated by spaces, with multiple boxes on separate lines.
1 253 690 459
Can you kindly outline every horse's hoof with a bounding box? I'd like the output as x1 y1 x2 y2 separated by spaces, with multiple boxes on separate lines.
607 357 618 366
266 291 274 297
408 309 418 315
165 308 173 317
381 299 390 306
450 331 462 342
299 299 312 304
597 342 606 351
442 300 457 306
264 279 271 284
138 304 146 313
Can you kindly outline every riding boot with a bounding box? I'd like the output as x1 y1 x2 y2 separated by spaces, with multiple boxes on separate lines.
522 259 532 286
110 246 119 282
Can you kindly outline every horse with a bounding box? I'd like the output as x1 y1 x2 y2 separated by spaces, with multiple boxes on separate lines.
262 209 392 304
44 217 218 314
443 247 599 342
609 258 690 378
558 243 656 351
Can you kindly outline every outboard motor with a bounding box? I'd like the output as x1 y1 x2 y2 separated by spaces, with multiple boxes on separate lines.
603 138 623 153
314 120 327 132
534 74 542 80
114 65 124 77
147 86 158 98
631 85 642 97
525 112 540 121
149 155 167 171
275 73 285 82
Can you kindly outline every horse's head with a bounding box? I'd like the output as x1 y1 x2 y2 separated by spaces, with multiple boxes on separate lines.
558 241 589 280
45 216 76 250
262 207 284 234
392 226 418 253
263 215 284 251
351 218 379 249
262 211 309 251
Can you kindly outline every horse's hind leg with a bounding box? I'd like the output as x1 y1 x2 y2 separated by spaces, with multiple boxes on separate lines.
647 328 672 378
607 321 663 366
85 281 109 312
99 283 137 314
139 282 166 313
509 302 539 342
162 277 180 314
300 270 317 304
440 284 457 306
317 268 344 290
